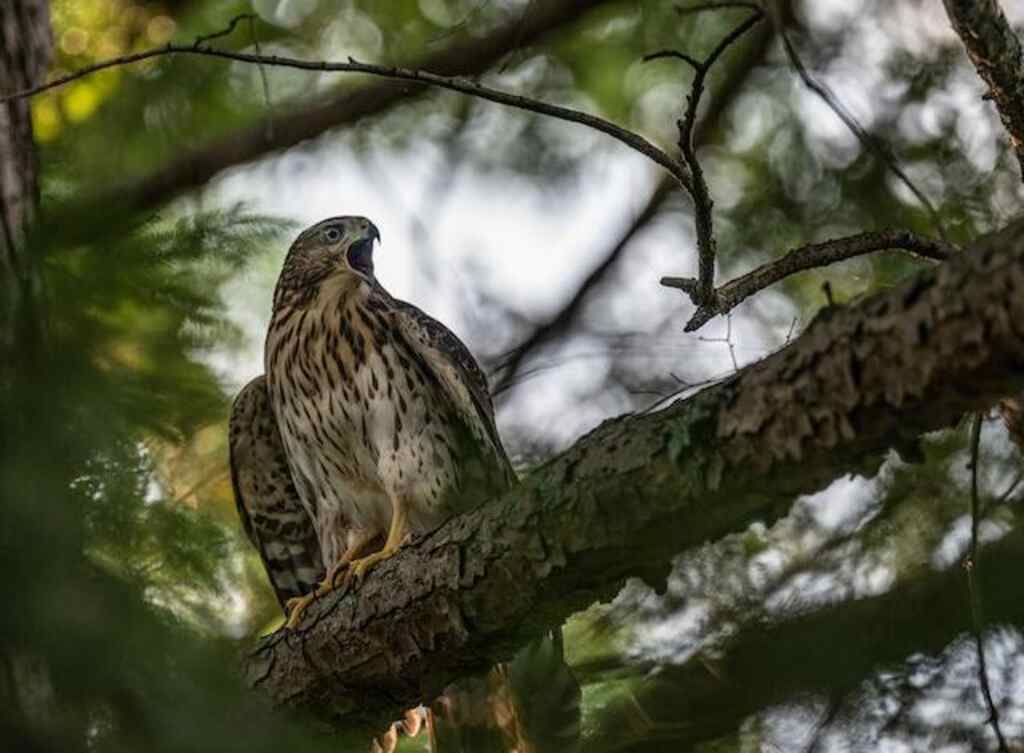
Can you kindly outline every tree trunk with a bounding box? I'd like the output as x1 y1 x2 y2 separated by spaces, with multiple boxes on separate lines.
0 0 50 373
245 217 1024 733
0 3 55 749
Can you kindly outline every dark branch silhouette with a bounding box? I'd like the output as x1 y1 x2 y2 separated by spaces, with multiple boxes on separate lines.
662 230 958 331
35 0 617 223
1 40 690 194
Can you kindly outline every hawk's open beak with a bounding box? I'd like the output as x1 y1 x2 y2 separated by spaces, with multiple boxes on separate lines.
347 223 380 278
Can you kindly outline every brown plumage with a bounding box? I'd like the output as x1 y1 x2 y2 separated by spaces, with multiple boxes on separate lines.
265 216 514 601
232 216 579 752
228 375 324 609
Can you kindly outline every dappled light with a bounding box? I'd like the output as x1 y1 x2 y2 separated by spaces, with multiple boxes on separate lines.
3 1 1024 752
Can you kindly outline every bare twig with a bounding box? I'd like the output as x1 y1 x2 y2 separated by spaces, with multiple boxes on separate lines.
676 2 761 17
966 414 1010 753
26 0 618 224
491 179 674 397
646 6 763 304
697 313 739 371
246 15 275 143
191 13 256 49
774 18 949 239
657 1 953 332
0 44 692 193
493 2 784 397
784 316 799 344
943 0 1024 179
662 229 958 331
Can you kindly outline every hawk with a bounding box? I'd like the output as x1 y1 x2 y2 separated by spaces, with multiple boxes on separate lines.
230 216 580 752
263 216 516 608
228 375 325 610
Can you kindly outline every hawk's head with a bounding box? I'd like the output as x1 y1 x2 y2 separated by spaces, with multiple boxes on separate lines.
275 216 381 304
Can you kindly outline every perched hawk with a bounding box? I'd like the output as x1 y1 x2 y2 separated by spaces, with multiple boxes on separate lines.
264 216 515 608
230 216 579 752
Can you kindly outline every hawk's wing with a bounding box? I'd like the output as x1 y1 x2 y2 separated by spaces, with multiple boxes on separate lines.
229 375 324 611
388 298 515 486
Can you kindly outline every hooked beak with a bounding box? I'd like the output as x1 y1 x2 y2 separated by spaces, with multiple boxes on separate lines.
347 222 380 278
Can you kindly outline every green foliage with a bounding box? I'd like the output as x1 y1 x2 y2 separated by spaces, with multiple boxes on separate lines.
0 208 318 750
6 1 1024 751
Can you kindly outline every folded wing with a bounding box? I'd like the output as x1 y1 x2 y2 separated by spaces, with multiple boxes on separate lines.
229 375 324 610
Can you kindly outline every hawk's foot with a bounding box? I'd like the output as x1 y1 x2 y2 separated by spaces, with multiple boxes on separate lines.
345 543 402 585
346 498 411 586
284 592 316 630
314 559 351 597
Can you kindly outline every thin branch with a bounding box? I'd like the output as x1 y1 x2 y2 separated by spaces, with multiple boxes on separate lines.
642 49 701 70
491 179 674 397
966 414 1010 753
247 15 276 143
662 229 958 331
0 45 691 193
676 1 761 16
943 0 1024 179
774 20 949 240
493 1 783 398
997 472 1022 506
30 0 616 225
191 13 255 48
696 313 739 371
646 6 763 304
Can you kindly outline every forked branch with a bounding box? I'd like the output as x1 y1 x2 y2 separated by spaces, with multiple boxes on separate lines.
662 230 958 331
644 4 764 304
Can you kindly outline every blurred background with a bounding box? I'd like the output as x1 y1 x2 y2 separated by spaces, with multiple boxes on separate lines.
3 0 1024 751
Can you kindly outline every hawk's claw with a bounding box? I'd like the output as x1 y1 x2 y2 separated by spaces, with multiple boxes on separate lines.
314 560 351 597
345 541 405 586
284 592 316 630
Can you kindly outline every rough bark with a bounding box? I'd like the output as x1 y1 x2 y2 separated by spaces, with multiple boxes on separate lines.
244 217 1024 733
943 0 1024 178
582 525 1024 752
0 0 50 369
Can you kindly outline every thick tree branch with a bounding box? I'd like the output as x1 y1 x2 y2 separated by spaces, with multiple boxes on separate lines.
661 229 958 331
944 0 1024 179
244 217 1024 733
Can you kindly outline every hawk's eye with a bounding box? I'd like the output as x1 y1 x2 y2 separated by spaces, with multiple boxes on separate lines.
324 227 342 243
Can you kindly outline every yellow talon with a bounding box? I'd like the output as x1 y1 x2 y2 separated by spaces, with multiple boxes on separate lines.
284 592 316 630
346 545 401 585
315 560 351 597
344 495 411 585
